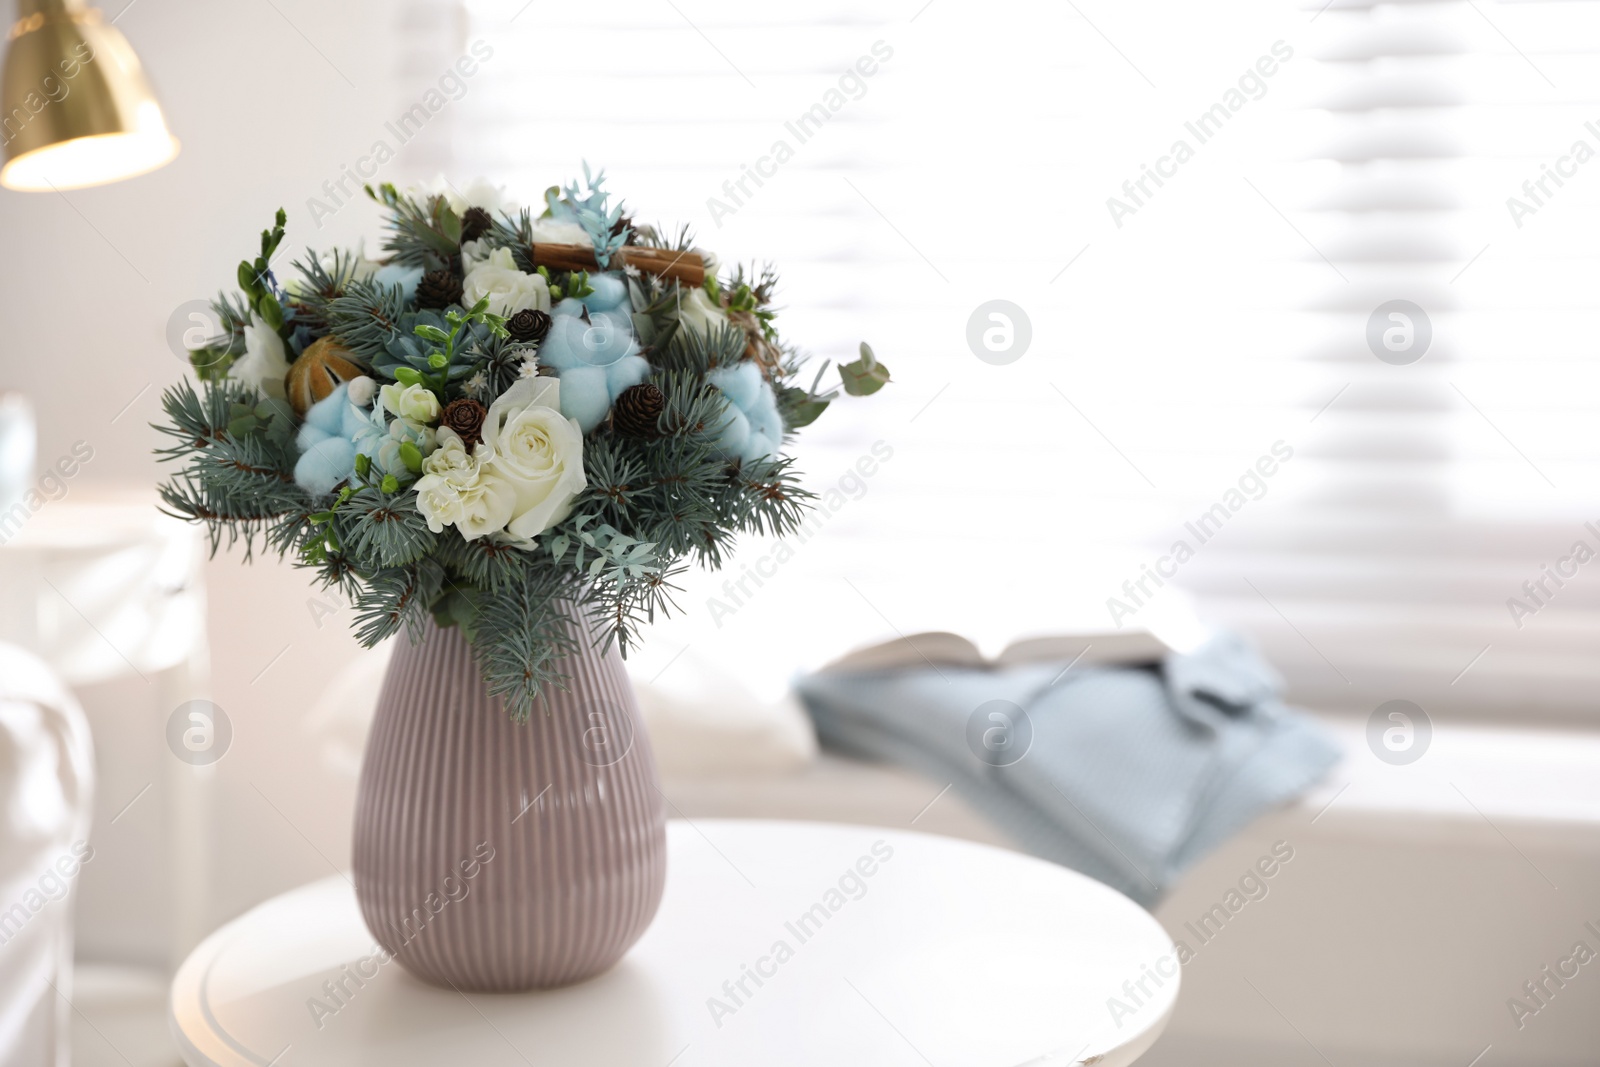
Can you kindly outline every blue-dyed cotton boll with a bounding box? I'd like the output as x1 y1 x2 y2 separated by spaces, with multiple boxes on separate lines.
372 263 423 304
539 299 651 431
294 385 359 494
707 361 784 464
294 437 357 497
553 366 613 433
578 272 630 313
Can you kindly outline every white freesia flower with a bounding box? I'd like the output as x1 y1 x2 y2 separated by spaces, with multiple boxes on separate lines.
527 216 591 246
231 313 290 399
412 428 515 540
413 176 516 217
481 377 586 541
376 417 437 478
379 382 441 423
462 247 551 316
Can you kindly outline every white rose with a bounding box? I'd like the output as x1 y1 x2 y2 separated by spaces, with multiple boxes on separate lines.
460 237 494 272
231 313 290 398
412 428 516 540
379 382 441 423
481 377 586 541
678 286 731 338
462 247 551 317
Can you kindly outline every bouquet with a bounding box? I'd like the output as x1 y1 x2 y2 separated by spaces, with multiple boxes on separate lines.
155 168 889 718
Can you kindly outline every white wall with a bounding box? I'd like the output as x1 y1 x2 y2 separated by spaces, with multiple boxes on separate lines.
0 0 471 961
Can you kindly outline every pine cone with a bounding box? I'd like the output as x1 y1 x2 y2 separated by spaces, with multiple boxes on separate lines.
506 308 551 344
461 207 493 243
416 270 463 310
441 398 488 450
612 383 665 438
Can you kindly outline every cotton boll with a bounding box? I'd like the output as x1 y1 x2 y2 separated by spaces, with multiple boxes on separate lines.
372 263 423 304
707 362 783 463
712 404 752 460
607 353 650 398
580 273 629 313
711 361 762 410
296 384 350 449
556 366 614 432
339 398 373 439
294 437 357 496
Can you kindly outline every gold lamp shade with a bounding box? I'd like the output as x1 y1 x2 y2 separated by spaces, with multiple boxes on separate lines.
1 0 178 191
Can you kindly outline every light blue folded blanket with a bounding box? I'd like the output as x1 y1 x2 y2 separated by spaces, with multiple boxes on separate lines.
793 632 1340 906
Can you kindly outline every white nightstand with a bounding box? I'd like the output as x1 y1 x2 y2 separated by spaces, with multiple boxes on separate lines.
170 820 1177 1067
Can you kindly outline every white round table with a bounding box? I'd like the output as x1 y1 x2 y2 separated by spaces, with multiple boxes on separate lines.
170 821 1177 1066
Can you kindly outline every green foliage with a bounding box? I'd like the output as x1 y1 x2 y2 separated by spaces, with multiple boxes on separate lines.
839 341 892 396
236 209 288 332
366 182 461 268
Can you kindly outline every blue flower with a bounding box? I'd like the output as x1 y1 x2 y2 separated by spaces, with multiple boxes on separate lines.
707 361 783 464
538 276 649 432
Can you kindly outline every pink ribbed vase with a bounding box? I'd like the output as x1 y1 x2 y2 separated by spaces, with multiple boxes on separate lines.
352 619 666 992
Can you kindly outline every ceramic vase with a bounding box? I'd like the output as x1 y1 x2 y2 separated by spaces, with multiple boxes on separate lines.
352 617 666 991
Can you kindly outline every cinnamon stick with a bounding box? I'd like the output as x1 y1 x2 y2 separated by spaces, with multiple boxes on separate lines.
528 243 706 288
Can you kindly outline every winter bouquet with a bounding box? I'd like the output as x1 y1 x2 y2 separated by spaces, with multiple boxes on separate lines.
156 169 889 717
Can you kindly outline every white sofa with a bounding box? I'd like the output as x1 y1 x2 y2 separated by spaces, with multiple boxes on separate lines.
0 644 94 1067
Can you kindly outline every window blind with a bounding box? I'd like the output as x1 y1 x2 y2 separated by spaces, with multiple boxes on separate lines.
381 0 1600 722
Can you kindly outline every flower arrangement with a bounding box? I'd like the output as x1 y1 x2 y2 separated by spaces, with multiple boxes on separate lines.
156 168 889 718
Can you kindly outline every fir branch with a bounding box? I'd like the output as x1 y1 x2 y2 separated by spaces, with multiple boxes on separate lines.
353 560 445 647
341 488 434 568
323 279 408 363
434 532 531 592
366 182 460 269
472 572 584 721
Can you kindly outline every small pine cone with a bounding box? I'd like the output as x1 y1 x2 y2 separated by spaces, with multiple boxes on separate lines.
441 397 488 450
506 308 551 343
612 383 665 438
461 207 493 242
416 269 463 310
